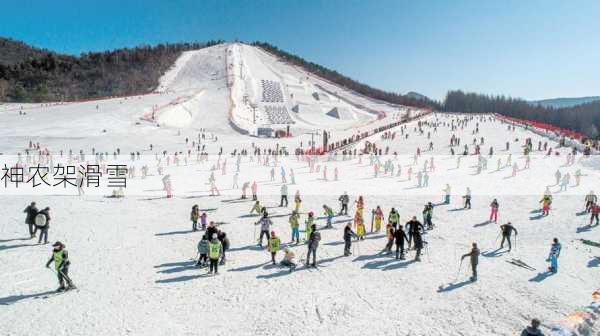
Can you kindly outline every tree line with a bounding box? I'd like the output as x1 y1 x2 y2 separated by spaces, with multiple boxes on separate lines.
0 39 223 102
443 90 600 139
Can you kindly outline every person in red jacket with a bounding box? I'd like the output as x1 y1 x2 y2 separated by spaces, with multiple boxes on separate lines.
590 203 600 226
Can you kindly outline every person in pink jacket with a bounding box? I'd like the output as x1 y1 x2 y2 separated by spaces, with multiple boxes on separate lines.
489 199 499 222
251 181 258 200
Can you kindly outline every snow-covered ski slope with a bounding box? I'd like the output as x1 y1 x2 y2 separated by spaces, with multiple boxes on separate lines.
0 42 424 155
1 108 599 335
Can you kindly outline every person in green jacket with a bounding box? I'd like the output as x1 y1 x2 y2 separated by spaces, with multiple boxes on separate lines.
305 212 315 242
268 231 281 264
323 205 334 228
208 235 223 275
388 208 400 229
45 241 75 291
250 201 262 215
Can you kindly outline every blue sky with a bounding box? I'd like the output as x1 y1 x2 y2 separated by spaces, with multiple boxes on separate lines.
1 0 599 101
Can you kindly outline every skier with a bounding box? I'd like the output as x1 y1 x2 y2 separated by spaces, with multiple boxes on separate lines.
406 216 423 249
250 201 262 215
355 212 366 240
45 241 75 291
323 204 334 228
373 206 384 232
23 201 38 238
394 224 409 260
289 211 300 244
199 212 208 230
280 248 297 272
355 196 364 218
461 242 480 281
585 191 597 212
388 208 400 229
412 225 424 262
268 231 281 264
35 207 51 244
590 202 600 226
306 224 320 267
190 205 200 231
520 319 544 336
208 234 223 275
294 190 302 212
546 238 561 273
343 222 358 256
241 182 249 199
383 223 395 253
217 230 229 265
422 203 434 229
280 184 288 207
443 184 451 204
463 187 472 209
539 194 552 216
305 212 315 242
499 222 518 251
554 170 561 186
338 192 349 215
196 234 209 267
206 222 218 243
489 199 499 223
255 213 272 247
251 181 258 200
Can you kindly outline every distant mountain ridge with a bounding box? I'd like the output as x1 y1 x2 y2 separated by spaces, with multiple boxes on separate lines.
532 96 600 108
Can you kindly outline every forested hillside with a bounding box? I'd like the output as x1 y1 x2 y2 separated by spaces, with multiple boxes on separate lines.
0 38 223 102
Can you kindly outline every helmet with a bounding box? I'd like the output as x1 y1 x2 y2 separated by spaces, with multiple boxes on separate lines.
308 211 314 216
271 231 275 236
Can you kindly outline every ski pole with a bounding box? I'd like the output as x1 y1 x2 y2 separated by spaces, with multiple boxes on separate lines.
454 259 463 282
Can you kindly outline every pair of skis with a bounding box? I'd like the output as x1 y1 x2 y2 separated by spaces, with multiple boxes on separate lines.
505 258 536 271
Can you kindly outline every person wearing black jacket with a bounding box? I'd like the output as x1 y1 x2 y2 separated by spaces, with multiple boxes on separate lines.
23 201 38 238
206 222 218 245
343 223 358 256
217 230 230 265
394 224 409 260
500 222 518 251
406 216 424 249
461 243 480 281
306 224 320 267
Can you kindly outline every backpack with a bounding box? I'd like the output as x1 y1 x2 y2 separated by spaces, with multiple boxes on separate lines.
35 213 47 227
314 232 321 242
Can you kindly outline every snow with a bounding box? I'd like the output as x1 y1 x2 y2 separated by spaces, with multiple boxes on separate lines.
0 44 598 336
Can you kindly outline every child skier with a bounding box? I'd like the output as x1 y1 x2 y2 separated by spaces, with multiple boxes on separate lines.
546 238 561 273
280 248 297 272
323 204 334 228
196 234 209 267
539 195 552 216
268 231 281 264
208 234 223 275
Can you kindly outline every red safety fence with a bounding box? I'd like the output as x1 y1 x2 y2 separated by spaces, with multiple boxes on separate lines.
494 113 587 141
